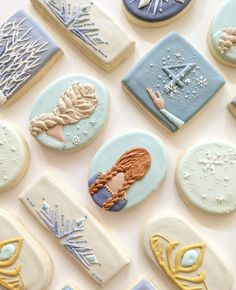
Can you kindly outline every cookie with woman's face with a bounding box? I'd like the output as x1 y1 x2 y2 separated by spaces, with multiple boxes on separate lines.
88 131 167 212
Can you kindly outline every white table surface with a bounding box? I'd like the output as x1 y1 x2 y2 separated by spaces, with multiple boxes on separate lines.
0 0 236 289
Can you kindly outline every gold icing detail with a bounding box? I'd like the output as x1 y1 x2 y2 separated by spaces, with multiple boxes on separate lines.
0 238 26 290
150 234 209 290
218 28 236 54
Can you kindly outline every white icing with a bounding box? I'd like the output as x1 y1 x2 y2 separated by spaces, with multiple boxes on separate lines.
160 109 184 128
0 91 7 105
176 142 236 214
0 121 28 192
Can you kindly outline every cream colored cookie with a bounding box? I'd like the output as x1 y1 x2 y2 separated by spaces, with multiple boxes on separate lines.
19 175 130 286
0 209 52 289
31 0 135 72
142 215 233 290
0 120 29 193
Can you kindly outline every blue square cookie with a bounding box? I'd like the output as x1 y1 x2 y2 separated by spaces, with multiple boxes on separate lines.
122 32 225 132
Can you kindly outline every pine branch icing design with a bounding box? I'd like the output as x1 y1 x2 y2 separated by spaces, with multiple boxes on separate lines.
35 200 102 281
44 0 107 56
0 17 49 105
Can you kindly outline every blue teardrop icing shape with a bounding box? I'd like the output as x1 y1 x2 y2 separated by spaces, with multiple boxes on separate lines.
181 249 199 267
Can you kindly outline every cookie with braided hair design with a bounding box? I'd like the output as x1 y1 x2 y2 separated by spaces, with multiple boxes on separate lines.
88 131 167 212
29 75 109 152
209 0 236 67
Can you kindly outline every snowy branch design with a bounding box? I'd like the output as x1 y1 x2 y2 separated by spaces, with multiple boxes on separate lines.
0 17 48 104
44 0 107 56
36 202 100 269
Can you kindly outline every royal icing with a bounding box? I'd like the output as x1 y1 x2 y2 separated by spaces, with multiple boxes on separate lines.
88 131 167 212
19 175 130 286
61 284 79 290
0 9 61 106
123 0 192 23
176 142 236 215
122 32 225 132
29 75 109 152
0 210 52 290
31 0 135 71
0 120 28 192
210 0 236 66
131 279 156 290
142 216 233 290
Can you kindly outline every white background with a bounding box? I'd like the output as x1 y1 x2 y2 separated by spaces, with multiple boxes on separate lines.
1 0 236 289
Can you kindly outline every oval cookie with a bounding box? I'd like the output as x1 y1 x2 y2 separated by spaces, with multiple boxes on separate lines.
176 142 236 215
142 216 233 290
209 0 236 67
29 75 109 152
0 210 52 290
88 131 167 212
122 0 193 28
0 120 29 192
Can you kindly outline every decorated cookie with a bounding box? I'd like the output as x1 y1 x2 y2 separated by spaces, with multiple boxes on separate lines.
0 120 29 192
122 32 225 133
61 283 79 290
88 131 167 212
0 9 62 107
176 142 236 215
130 278 156 290
142 216 233 290
0 210 52 289
29 75 109 152
31 0 135 72
209 0 236 67
122 0 193 28
228 96 236 117
19 175 130 286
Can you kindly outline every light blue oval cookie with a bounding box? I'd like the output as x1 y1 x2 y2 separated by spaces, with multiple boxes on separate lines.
209 0 236 67
29 75 109 152
88 131 167 212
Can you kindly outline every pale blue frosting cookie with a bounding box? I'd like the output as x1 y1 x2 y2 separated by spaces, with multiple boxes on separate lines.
29 75 109 152
88 131 167 212
210 0 236 66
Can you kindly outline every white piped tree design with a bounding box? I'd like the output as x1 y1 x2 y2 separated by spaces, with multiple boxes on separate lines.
0 17 48 104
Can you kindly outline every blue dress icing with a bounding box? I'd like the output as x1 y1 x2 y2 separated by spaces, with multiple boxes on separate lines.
123 0 192 23
122 32 225 132
88 173 127 212
132 279 156 290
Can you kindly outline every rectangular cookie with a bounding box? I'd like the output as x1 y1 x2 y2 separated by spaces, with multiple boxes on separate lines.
0 210 52 290
30 0 135 72
0 9 62 107
228 96 236 117
19 175 130 286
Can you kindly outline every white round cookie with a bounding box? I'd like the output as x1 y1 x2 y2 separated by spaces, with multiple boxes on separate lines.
176 142 236 215
0 120 29 192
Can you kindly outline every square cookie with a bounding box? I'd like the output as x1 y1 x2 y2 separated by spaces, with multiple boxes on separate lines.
122 32 225 133
0 9 62 107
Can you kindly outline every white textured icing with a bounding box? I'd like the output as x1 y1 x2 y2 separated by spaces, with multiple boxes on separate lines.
176 142 236 215
19 175 130 286
0 120 28 192
142 216 233 290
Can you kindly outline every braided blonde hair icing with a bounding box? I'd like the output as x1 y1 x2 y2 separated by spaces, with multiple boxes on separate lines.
218 28 236 54
89 148 151 210
30 82 98 137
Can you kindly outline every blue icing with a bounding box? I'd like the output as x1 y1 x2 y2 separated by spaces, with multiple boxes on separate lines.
88 131 167 210
181 249 199 267
61 286 73 290
122 32 225 132
132 279 155 290
30 75 109 152
211 0 236 64
0 9 61 103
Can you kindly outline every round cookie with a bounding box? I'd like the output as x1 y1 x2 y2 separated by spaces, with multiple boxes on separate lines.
88 131 167 212
29 75 109 152
122 0 193 28
176 142 236 215
0 120 29 192
209 0 236 68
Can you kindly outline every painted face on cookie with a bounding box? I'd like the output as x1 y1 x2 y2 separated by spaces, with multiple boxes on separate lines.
210 0 236 67
123 0 192 24
29 75 109 152
88 131 167 212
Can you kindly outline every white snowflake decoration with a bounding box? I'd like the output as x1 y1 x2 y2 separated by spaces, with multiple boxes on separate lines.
197 76 208 88
198 152 223 174
164 83 178 96
72 136 80 145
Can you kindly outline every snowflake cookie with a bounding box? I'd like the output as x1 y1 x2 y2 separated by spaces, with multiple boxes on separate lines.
176 142 236 215
122 32 225 133
0 9 62 107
